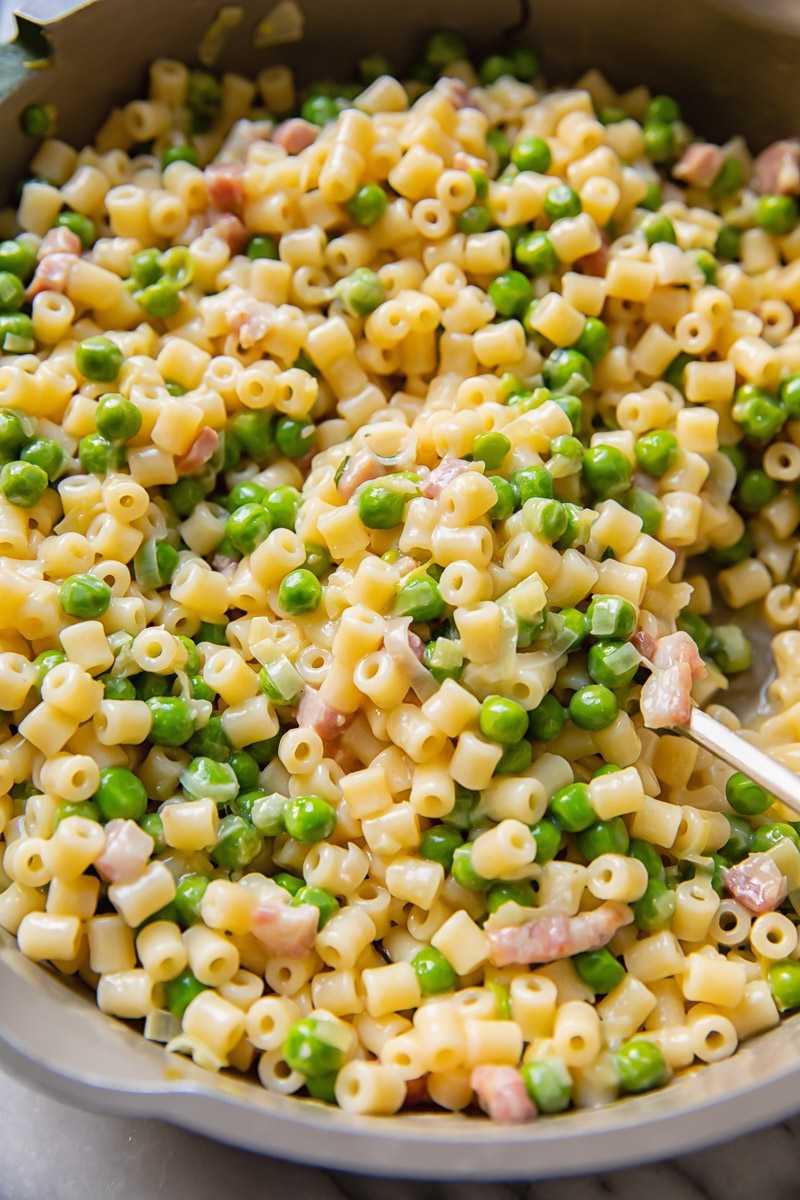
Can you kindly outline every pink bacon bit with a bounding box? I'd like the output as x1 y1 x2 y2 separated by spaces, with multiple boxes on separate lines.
576 229 610 277
37 227 81 259
95 819 154 884
673 143 726 189
453 150 489 175
336 448 388 501
722 853 789 915
402 1076 430 1109
470 1066 536 1124
272 118 318 155
435 77 484 113
639 631 706 729
652 631 706 680
251 900 319 958
631 630 657 661
296 686 352 739
204 160 245 211
26 252 76 298
226 296 273 350
487 901 632 967
752 139 800 195
177 426 219 473
210 212 249 254
420 456 472 499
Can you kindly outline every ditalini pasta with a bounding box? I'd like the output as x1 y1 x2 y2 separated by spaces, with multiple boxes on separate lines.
3 33 800 1124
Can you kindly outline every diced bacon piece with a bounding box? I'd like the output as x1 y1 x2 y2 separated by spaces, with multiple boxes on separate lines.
640 662 694 728
37 226 81 259
326 739 362 775
631 630 657 662
722 853 789 915
211 212 249 254
204 160 245 211
177 426 219 473
407 629 425 662
336 448 387 501
576 229 610 277
435 77 484 113
26 252 76 298
251 900 319 958
273 118 318 155
402 1076 430 1108
296 686 351 739
487 901 632 967
212 556 239 579
420 456 472 499
752 139 800 195
95 819 154 884
226 296 273 349
217 118 273 162
453 151 489 175
652 631 706 682
673 143 725 188
470 1066 536 1124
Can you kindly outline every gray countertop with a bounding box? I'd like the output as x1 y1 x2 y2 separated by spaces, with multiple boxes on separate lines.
0 1064 798 1199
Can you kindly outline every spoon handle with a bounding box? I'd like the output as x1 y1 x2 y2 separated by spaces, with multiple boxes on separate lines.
679 707 800 819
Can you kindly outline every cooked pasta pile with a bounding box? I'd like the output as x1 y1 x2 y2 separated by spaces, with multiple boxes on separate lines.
4 34 800 1122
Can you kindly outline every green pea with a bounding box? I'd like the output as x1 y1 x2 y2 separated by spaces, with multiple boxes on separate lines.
20 437 63 480
393 575 446 623
510 135 551 174
553 502 596 550
709 624 752 675
186 69 221 116
357 482 406 529
225 503 271 556
173 874 209 927
79 433 122 475
478 694 529 746
451 843 490 890
420 824 463 870
246 729 281 767
542 348 593 395
180 756 239 805
587 640 641 690
59 574 111 618
551 782 596 832
135 279 181 318
163 968 209 1018
52 800 100 830
486 128 511 173
423 30 467 66
95 392 142 444
615 1038 667 1093
488 269 532 318
572 317 610 364
514 230 557 275
456 204 491 235
510 464 554 504
725 771 772 816
303 541 332 579
732 384 786 442
250 793 288 835
0 238 35 281
211 814 263 870
755 194 799 236
0 460 47 508
75 336 123 383
632 878 676 932
470 432 510 472
412 946 457 996
487 475 517 522
245 234 279 261
587 594 636 640
598 105 628 125
568 685 619 731
0 270 23 315
529 817 563 864
494 739 533 775
543 183 581 221
443 785 481 832
140 812 166 853
575 947 625 994
284 795 337 844
146 696 194 746
227 750 259 792
479 54 515 84
273 872 304 897
623 487 662 536
527 693 566 742
336 266 386 317
284 1016 349 1078
639 180 663 212
779 372 800 419
720 814 754 863
711 156 744 196
709 532 753 569
639 212 676 246
644 94 680 125
53 209 95 249
520 496 567 542
264 485 303 530
0 311 34 352
688 247 718 284
752 822 800 854
507 44 539 80
582 444 632 498
634 429 678 477
629 837 666 881
675 611 712 657
716 224 741 261
33 648 66 689
486 879 538 915
520 1058 572 1113
643 121 675 163
163 477 203 519
134 671 171 701
576 817 630 860
301 94 340 127
94 766 148 822
278 567 322 615
769 959 800 1011
129 248 163 289
231 409 276 460
346 183 387 226
293 886 339 929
